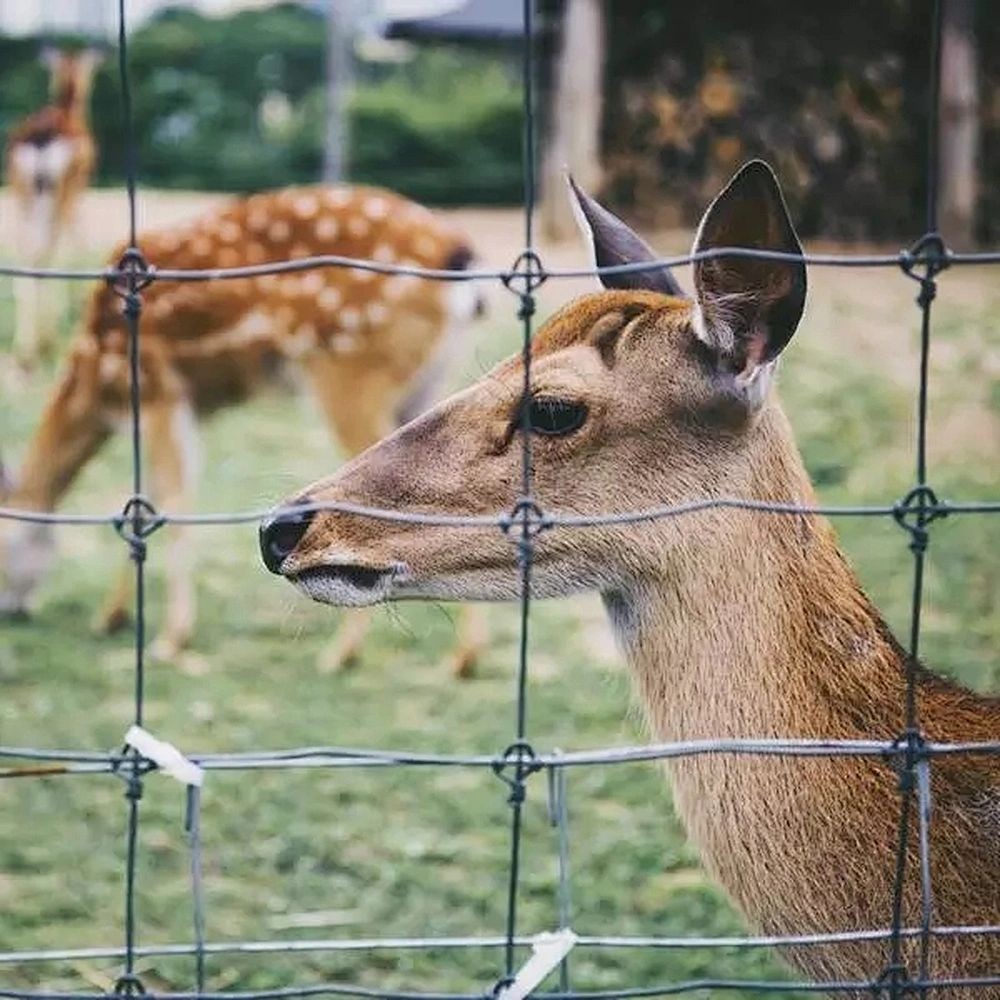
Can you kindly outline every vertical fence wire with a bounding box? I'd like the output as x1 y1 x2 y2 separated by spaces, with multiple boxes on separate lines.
885 1 944 995
115 0 148 995
500 0 540 982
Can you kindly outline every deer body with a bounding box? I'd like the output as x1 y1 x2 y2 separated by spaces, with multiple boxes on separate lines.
261 163 1000 993
1 184 483 666
5 49 101 361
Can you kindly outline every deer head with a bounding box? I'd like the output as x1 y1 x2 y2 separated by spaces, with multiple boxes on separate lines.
260 161 807 611
41 46 104 114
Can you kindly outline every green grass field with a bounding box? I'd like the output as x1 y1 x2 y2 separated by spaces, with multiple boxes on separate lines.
0 219 998 999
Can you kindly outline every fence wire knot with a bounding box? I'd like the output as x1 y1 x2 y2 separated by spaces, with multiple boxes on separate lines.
874 962 911 999
500 498 551 539
111 974 146 998
888 728 929 795
114 495 165 553
503 250 546 319
492 741 542 805
110 247 155 303
892 486 945 554
899 233 949 308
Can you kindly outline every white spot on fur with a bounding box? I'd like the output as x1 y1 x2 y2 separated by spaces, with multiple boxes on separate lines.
248 210 269 233
350 267 375 284
365 302 389 326
315 216 339 241
217 220 241 243
293 194 319 219
301 271 324 295
286 323 317 357
269 219 291 242
383 274 417 301
159 231 181 254
413 234 439 259
339 306 361 330
325 187 352 208
191 236 212 258
318 287 342 312
372 243 396 263
347 216 369 239
364 197 389 221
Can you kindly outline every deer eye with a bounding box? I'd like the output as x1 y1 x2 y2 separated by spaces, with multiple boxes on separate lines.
524 397 588 437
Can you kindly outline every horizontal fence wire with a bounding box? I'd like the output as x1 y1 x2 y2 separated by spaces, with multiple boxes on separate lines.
1 0 999 996
3 245 1000 284
4 737 1000 777
4 496 1000 528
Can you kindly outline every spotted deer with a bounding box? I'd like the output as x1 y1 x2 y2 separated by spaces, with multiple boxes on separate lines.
4 47 102 363
0 184 485 671
260 162 1000 993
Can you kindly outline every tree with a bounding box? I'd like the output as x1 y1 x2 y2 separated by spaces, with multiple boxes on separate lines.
540 0 605 241
938 0 979 247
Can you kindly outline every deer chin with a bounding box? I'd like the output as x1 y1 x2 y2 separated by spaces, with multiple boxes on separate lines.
289 562 406 607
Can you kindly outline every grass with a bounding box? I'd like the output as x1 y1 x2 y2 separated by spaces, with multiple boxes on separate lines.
0 218 998 1000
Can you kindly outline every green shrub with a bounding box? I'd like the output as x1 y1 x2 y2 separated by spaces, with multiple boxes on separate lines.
0 4 523 204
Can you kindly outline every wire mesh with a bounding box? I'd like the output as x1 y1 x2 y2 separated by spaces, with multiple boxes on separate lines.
1 0 999 997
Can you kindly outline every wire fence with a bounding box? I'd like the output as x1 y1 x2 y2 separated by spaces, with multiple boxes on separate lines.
1 0 999 997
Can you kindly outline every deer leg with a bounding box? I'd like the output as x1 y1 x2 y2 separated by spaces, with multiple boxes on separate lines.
93 560 133 634
12 277 42 367
145 397 200 663
450 603 486 680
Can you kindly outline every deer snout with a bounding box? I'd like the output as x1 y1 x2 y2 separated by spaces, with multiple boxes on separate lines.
259 506 315 574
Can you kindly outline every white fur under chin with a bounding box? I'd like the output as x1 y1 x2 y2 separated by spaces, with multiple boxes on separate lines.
293 571 391 608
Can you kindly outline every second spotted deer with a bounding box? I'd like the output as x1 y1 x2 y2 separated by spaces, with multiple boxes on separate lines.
0 185 484 669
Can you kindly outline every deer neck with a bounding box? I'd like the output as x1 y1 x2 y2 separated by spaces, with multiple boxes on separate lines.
607 400 912 751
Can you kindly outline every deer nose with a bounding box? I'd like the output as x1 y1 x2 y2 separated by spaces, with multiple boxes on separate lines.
259 506 315 575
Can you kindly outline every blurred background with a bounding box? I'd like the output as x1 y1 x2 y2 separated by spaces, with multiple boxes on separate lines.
0 3 998 999
0 0 997 241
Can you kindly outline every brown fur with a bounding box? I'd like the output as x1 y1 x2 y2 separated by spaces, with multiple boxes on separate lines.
1 185 483 667
267 168 1000 994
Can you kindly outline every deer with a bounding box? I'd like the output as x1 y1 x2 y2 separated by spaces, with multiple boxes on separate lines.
259 161 1000 994
4 47 103 364
0 184 486 674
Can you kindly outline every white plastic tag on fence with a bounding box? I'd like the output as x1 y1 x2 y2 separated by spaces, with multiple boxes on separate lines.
125 725 204 787
496 929 578 1000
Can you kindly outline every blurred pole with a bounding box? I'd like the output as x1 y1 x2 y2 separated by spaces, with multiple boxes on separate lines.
323 0 353 184
541 0 606 242
938 0 978 248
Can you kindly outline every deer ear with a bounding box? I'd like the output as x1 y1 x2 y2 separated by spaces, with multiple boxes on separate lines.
692 160 806 376
568 176 685 297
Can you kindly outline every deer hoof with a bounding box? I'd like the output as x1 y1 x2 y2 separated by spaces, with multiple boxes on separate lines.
149 633 187 664
317 640 362 674
451 647 478 680
93 605 131 635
